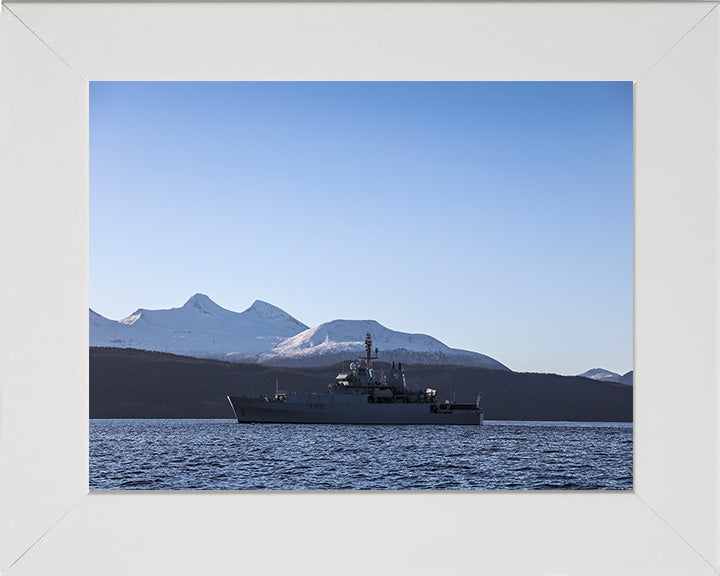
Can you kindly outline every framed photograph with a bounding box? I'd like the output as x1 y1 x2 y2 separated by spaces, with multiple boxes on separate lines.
87 79 634 491
1 2 718 575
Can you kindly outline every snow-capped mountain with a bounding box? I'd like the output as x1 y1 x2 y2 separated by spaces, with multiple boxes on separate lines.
262 319 508 370
578 368 633 385
90 294 509 370
90 294 308 362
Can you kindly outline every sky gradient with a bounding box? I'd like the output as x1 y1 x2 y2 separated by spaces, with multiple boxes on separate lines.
90 81 633 375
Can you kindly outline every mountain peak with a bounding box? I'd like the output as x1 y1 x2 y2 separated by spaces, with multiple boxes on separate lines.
249 299 275 312
181 293 231 316
120 309 145 325
578 367 627 384
184 293 214 307
242 300 308 329
90 308 116 327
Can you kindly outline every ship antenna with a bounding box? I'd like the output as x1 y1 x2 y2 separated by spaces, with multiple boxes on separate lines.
364 332 378 365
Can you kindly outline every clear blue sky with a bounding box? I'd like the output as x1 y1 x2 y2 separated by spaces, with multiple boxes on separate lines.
90 81 632 375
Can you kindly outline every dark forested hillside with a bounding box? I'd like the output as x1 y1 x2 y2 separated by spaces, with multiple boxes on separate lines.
90 348 632 421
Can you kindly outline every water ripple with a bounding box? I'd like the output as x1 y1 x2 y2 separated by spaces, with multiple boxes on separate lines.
90 419 633 490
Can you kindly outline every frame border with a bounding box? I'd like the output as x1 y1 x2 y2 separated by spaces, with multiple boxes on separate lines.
1 2 719 575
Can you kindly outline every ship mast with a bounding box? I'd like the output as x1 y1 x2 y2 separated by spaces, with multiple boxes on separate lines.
364 332 378 366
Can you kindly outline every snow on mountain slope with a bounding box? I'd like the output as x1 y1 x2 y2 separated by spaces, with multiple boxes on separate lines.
578 368 632 385
90 294 509 370
260 319 509 370
90 308 117 328
90 294 308 361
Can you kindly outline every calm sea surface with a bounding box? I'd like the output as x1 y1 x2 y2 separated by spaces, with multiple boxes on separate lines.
90 419 633 490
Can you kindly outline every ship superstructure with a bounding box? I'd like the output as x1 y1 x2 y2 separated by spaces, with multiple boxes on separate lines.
227 333 483 425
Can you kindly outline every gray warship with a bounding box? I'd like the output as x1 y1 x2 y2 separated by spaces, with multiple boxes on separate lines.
227 333 484 425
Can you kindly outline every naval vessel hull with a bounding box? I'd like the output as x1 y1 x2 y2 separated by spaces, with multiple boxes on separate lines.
227 395 484 425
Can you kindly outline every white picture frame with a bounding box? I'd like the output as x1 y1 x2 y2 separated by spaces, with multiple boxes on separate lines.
1 2 719 574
